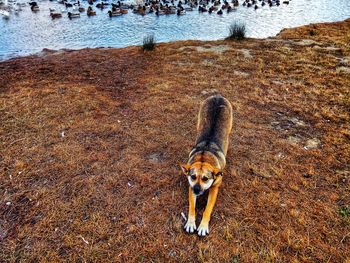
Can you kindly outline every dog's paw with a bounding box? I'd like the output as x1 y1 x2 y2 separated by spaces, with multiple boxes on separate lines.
197 223 209 236
184 219 197 234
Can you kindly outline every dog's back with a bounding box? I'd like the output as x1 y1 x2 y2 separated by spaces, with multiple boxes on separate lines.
196 95 233 156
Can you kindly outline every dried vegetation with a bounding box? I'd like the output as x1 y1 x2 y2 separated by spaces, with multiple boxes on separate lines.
0 19 350 262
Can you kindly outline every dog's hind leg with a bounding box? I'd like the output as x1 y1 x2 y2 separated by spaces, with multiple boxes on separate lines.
184 187 197 233
197 184 220 236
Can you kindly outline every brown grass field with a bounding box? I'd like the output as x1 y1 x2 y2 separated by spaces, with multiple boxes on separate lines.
0 19 349 262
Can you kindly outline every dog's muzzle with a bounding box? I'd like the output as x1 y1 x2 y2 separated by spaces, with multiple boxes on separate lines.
193 184 202 195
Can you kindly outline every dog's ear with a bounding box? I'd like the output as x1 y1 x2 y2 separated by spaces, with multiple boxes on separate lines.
215 171 223 177
179 163 191 175
212 168 223 178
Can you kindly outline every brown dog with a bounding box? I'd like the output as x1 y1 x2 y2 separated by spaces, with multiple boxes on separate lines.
180 94 233 236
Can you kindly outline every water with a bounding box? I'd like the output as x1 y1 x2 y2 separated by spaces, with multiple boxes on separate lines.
0 0 349 60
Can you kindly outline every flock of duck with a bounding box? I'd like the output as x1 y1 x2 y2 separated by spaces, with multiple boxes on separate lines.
0 0 290 19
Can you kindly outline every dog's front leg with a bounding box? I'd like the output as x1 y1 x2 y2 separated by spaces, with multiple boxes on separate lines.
197 185 219 236
184 186 197 233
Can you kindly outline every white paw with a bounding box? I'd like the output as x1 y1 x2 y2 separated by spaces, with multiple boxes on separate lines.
184 219 197 234
197 223 209 236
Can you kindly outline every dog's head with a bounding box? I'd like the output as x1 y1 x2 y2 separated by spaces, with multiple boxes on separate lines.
180 162 222 196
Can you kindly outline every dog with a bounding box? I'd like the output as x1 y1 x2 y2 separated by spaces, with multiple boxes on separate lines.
180 94 233 236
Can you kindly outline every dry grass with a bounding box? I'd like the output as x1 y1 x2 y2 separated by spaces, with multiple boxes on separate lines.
1 19 350 262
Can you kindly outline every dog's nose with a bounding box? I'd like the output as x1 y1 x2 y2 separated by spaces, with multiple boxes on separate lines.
193 184 201 195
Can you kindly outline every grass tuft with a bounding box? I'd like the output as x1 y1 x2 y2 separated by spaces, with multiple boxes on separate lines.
226 21 246 40
339 206 350 218
143 34 156 51
309 29 317 36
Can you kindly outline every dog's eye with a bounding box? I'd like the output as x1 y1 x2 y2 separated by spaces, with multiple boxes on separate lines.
202 177 208 182
191 175 196 180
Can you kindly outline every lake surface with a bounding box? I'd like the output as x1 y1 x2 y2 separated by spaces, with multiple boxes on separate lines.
0 0 349 60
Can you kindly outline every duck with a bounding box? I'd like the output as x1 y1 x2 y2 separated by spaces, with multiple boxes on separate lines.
167 6 177 14
120 8 128 14
31 5 39 11
177 8 185 15
198 6 208 12
217 8 222 14
96 3 104 9
0 10 10 19
78 6 85 12
29 1 39 11
155 8 165 15
67 11 80 18
87 6 96 15
108 9 122 16
50 11 62 18
222 0 229 9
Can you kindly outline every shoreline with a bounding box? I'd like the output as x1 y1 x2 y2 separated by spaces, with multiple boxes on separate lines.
1 17 349 62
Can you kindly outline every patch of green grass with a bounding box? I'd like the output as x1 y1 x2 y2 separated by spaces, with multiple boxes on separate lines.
226 22 246 40
143 34 156 51
231 255 240 263
339 206 350 218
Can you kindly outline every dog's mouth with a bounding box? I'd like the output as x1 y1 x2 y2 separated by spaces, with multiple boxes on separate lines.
192 184 203 196
194 191 204 196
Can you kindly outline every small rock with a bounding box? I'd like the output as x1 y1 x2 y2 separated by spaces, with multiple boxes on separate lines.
58 88 66 94
148 153 164 163
289 117 305 126
336 67 350 74
169 251 176 257
337 57 350 67
0 227 8 241
304 138 321 150
201 89 219 96
287 135 302 145
240 49 253 59
275 153 284 159
303 173 313 178
233 70 250 77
